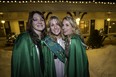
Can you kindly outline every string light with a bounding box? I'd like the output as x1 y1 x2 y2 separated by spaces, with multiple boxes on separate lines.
7 1 9 3
0 0 115 5
93 0 95 2
14 1 17 3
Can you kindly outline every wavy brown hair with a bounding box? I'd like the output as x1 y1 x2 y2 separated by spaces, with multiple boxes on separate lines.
26 11 47 44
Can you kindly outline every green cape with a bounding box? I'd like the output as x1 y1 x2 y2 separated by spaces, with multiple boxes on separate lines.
66 34 90 77
42 35 65 77
11 32 43 77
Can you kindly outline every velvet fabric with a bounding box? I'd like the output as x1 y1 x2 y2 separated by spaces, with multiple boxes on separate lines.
66 34 90 77
11 32 43 77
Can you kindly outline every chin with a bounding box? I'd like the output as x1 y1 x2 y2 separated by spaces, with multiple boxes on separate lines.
53 33 60 36
64 33 67 36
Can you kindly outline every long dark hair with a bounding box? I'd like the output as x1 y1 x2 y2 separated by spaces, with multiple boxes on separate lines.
26 11 47 44
26 11 46 73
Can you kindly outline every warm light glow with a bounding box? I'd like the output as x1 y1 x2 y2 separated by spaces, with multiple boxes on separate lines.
84 24 87 27
0 12 3 15
109 26 111 28
76 18 80 25
1 20 5 24
107 18 111 21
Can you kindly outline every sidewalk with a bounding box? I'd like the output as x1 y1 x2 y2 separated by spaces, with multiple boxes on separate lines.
0 37 6 47
0 37 12 77
0 48 12 77
0 37 13 51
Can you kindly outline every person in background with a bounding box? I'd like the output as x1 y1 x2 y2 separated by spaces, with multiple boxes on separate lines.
62 16 90 77
11 11 46 77
42 16 65 77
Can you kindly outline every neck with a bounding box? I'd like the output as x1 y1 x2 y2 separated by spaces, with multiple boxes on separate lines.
34 29 41 39
56 35 61 39
65 35 71 42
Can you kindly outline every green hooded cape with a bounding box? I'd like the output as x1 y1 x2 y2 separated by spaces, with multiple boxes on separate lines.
42 35 65 77
11 32 43 77
66 34 90 77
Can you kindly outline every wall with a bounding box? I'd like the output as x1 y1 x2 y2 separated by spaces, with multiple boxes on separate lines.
95 19 104 30
10 20 20 35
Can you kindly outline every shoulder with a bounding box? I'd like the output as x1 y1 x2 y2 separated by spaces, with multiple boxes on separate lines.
71 34 82 44
71 34 80 39
15 32 31 43
71 34 87 48
18 32 30 39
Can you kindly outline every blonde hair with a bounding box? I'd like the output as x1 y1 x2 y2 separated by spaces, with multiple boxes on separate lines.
62 16 86 46
62 16 81 35
48 15 64 40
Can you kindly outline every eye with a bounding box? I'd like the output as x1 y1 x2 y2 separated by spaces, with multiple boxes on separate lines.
33 19 37 21
62 24 64 27
56 23 60 26
66 24 69 26
40 18 44 21
50 24 54 27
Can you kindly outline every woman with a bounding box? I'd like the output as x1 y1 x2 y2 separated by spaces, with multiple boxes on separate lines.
11 11 46 77
42 16 65 77
62 16 90 77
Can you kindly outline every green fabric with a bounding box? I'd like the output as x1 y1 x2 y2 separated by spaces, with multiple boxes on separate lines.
67 34 90 77
11 32 43 77
43 36 65 63
42 41 56 77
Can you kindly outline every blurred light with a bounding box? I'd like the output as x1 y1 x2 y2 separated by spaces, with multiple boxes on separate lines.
1 20 5 24
109 26 111 28
76 18 80 25
112 22 115 25
0 12 3 15
107 18 111 21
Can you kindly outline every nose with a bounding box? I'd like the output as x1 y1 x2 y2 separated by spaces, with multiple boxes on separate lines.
54 25 57 29
37 20 42 24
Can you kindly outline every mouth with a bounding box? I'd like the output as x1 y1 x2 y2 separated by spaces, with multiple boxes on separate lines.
63 30 67 33
37 24 43 27
54 29 59 32
54 28 60 32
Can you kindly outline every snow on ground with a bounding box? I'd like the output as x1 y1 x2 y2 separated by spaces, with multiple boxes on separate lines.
87 45 116 77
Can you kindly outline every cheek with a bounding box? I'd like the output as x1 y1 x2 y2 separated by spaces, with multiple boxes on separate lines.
62 26 65 30
32 22 35 25
58 26 61 30
68 28 73 34
69 28 73 32
43 25 45 29
42 22 45 26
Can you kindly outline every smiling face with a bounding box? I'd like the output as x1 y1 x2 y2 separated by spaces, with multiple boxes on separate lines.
32 13 45 32
49 18 61 36
62 19 74 36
